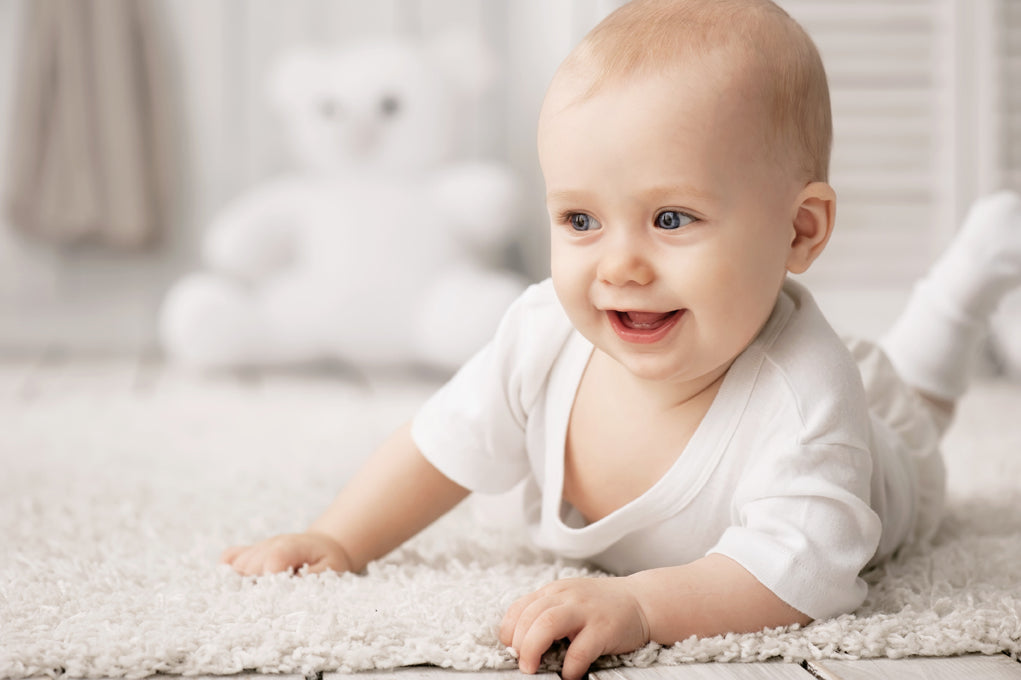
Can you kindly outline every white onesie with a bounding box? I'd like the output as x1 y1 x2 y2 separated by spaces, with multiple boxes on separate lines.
411 278 946 621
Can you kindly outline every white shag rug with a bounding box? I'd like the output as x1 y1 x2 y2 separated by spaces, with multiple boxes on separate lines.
2 372 1021 678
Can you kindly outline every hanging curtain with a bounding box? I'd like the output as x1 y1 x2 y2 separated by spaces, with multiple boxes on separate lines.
3 0 172 250
1007 1 1021 191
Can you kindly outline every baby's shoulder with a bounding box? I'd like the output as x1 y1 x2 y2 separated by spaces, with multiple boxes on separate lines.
752 281 870 434
497 278 575 351
490 278 580 407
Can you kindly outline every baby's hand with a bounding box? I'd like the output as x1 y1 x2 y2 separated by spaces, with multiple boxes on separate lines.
220 532 354 576
499 577 651 680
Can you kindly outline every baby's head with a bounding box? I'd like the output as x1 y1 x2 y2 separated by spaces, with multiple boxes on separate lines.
539 0 838 387
547 0 832 184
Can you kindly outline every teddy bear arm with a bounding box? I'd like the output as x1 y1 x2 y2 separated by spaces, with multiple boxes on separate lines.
203 180 303 281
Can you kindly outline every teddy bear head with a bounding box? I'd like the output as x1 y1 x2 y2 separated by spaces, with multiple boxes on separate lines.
268 33 496 175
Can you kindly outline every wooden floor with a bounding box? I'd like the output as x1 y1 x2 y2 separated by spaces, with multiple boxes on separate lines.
317 654 1021 679
3 353 1020 680
308 655 1021 679
182 655 1021 679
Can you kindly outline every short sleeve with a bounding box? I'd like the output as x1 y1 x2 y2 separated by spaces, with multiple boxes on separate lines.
708 442 883 621
411 280 573 495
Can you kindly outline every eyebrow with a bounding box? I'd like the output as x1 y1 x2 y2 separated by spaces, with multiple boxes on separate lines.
546 184 719 205
545 190 590 205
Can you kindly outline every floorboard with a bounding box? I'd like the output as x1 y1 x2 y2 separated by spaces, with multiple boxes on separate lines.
186 676 305 680
325 669 557 679
807 654 1021 680
592 661 813 679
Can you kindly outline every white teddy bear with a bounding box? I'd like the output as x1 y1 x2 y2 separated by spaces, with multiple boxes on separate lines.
160 34 526 372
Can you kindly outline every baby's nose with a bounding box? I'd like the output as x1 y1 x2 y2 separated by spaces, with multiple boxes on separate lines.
597 238 654 287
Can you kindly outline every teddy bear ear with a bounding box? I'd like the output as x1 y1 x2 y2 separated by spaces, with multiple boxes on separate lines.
266 46 325 116
424 29 499 97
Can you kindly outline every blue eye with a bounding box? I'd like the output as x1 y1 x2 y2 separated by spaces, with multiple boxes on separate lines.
655 210 695 230
568 213 600 232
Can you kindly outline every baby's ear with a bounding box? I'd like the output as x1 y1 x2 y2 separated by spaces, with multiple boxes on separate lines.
786 182 836 274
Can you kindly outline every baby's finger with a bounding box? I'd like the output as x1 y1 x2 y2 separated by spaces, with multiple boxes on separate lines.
306 550 349 574
499 590 539 646
220 545 246 565
519 605 583 675
239 543 280 575
560 628 603 680
225 546 261 574
306 557 331 574
510 595 553 653
230 546 261 575
264 552 297 574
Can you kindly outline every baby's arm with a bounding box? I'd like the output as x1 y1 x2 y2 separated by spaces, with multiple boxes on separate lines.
221 421 470 575
500 554 810 680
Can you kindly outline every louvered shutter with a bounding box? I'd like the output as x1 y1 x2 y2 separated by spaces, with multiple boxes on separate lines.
780 0 949 288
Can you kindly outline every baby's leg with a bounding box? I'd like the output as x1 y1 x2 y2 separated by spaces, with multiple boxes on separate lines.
881 190 1021 412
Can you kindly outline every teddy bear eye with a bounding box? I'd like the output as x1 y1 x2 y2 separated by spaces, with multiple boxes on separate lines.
379 95 401 118
318 98 342 119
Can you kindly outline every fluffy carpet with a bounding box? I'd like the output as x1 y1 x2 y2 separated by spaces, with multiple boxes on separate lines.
1 371 1020 678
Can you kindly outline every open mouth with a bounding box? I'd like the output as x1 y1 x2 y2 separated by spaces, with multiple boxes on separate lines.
608 309 684 343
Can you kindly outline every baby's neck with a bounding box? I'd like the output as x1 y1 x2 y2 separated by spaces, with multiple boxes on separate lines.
564 350 732 523
594 350 732 415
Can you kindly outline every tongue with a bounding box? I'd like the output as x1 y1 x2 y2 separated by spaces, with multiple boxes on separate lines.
623 311 674 329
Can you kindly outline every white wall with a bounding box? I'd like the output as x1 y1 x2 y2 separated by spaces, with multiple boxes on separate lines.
0 0 1013 353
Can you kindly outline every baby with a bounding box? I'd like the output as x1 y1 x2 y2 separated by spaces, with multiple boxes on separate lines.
222 1 1021 678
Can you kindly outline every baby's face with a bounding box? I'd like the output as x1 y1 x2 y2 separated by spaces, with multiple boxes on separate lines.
539 56 806 387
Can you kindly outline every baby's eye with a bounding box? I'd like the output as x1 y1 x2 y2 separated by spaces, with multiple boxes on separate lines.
567 213 601 232
655 210 696 230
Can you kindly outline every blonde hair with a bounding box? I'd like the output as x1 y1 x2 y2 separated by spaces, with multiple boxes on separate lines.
559 0 832 182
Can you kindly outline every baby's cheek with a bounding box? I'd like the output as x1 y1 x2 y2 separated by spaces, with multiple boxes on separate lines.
691 261 773 348
550 266 589 314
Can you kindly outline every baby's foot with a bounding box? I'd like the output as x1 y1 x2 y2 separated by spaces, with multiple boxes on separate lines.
929 190 1021 318
880 191 1020 401
954 190 1021 272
